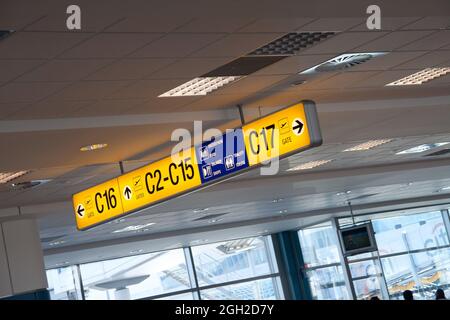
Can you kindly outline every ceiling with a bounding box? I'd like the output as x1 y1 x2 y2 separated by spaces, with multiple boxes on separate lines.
0 0 450 266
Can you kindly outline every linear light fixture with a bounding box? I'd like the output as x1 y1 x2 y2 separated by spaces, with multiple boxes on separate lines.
80 143 108 152
386 67 450 86
159 76 242 97
343 139 392 152
287 159 333 171
113 222 155 233
0 171 29 183
396 142 450 155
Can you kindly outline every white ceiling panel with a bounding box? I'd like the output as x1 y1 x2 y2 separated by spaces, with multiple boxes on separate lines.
60 33 164 59
401 16 450 30
191 33 283 57
0 82 68 103
300 31 388 54
47 80 132 101
355 30 435 52
0 60 44 82
0 32 89 59
16 59 114 82
86 58 175 81
237 18 315 33
130 33 226 58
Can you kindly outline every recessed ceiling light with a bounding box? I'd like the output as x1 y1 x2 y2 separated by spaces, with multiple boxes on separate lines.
386 67 450 86
278 209 288 214
113 222 155 233
0 30 14 41
0 171 29 183
193 208 209 213
436 186 450 193
396 142 450 155
336 191 352 196
159 76 242 97
343 139 392 152
190 239 209 245
208 218 224 224
80 143 108 152
248 32 335 56
48 240 66 246
287 159 333 171
300 52 386 74
272 198 284 203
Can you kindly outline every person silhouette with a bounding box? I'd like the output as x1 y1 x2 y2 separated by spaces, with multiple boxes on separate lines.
435 288 447 300
403 290 414 300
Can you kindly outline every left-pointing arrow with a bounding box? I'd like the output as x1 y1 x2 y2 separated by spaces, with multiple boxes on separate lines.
77 204 85 217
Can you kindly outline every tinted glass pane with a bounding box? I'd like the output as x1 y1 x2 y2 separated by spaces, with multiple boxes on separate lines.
381 248 450 300
79 249 190 300
191 237 275 287
298 225 340 267
373 211 449 255
46 266 82 300
200 277 282 300
353 277 382 300
306 266 350 300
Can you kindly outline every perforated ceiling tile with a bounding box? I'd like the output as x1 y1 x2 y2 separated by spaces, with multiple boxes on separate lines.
0 30 13 40
203 56 286 77
248 32 335 56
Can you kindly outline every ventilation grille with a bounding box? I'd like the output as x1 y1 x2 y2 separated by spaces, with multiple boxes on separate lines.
0 30 13 41
203 56 285 77
248 32 335 56
425 149 450 157
10 179 51 190
300 52 386 74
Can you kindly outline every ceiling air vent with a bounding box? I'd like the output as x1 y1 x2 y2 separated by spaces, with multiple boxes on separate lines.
248 32 335 56
10 179 51 190
300 52 386 74
425 149 450 157
0 30 14 41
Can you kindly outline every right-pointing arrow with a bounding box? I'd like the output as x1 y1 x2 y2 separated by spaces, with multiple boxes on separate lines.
293 119 304 135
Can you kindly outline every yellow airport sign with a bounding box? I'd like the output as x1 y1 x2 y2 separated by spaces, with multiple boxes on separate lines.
72 100 322 230
243 102 316 166
117 147 201 214
72 178 124 230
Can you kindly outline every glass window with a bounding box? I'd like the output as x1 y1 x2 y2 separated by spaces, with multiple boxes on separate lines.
349 259 379 278
381 247 450 300
46 266 82 300
353 277 382 300
298 224 340 267
373 211 449 255
191 237 277 287
306 266 350 300
79 249 191 300
200 277 283 300
155 292 197 300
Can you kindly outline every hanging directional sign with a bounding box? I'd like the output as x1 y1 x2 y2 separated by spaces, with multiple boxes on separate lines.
242 101 320 166
72 100 322 230
72 178 124 230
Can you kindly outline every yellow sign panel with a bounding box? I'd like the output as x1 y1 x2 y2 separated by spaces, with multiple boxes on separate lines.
73 178 124 230
117 147 201 214
243 103 312 166
73 100 322 230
